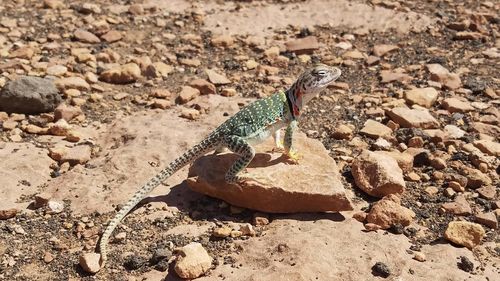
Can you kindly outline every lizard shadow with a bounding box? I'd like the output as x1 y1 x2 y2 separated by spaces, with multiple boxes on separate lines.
143 150 303 211
212 151 294 169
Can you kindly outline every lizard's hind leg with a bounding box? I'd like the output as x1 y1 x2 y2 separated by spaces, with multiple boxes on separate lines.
223 135 255 183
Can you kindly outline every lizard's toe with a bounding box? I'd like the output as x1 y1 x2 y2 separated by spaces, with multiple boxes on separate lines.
284 149 302 164
269 140 285 153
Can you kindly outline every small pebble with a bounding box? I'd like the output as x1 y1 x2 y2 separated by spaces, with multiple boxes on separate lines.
413 252 426 262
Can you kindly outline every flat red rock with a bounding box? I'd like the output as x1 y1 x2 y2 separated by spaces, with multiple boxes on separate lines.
186 133 352 213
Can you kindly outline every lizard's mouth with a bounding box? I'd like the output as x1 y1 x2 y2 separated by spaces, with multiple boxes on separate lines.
323 76 339 86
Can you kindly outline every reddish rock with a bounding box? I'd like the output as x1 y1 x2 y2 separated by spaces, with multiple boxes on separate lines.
8 46 35 59
34 192 51 208
211 35 234 48
364 223 381 231
447 20 470 31
408 136 424 148
380 71 411 83
253 213 269 226
144 62 173 78
373 44 399 57
186 133 352 213
406 172 421 182
179 58 201 67
366 55 380 65
79 253 101 273
404 87 438 108
285 36 319 55
351 150 405 198
476 185 496 200
450 172 469 188
475 212 498 229
221 88 236 97
366 195 415 229
54 104 82 121
448 181 464 193
441 195 472 215
342 50 366 60
189 79 216 95
55 77 90 91
23 124 47 134
44 0 65 9
473 140 500 156
177 86 200 104
74 29 100 43
46 65 67 76
464 167 492 189
387 107 439 129
373 151 414 172
425 186 439 196
332 124 354 140
174 243 212 279
206 69 231 85
128 4 144 15
50 145 91 165
152 99 172 109
426 64 461 90
0 208 18 220
49 119 72 136
99 63 141 84
471 122 500 138
454 32 484 40
352 211 367 222
359 119 392 139
100 30 122 43
150 89 172 99
429 157 447 170
180 108 201 120
442 98 474 113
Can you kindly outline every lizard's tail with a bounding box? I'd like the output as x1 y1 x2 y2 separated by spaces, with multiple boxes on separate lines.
97 133 221 268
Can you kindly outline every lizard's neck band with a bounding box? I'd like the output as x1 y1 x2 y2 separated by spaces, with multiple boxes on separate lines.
286 83 302 119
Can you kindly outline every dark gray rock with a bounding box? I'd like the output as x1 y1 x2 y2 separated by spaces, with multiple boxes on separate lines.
0 76 61 114
372 262 391 278
123 255 147 271
150 247 172 264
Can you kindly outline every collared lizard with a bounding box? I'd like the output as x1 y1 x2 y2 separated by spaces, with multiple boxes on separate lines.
97 64 341 268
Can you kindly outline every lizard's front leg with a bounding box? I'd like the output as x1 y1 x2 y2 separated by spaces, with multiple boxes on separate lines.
283 120 301 163
270 129 285 152
223 135 256 183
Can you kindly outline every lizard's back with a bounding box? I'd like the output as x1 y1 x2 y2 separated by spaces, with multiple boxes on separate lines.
217 91 289 141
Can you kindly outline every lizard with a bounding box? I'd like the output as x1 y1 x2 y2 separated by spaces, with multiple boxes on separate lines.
96 64 341 269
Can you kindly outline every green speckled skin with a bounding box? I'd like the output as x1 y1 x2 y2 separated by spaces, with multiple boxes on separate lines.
97 65 342 268
219 91 290 138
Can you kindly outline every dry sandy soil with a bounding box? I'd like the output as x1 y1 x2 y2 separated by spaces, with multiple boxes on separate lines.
0 0 499 280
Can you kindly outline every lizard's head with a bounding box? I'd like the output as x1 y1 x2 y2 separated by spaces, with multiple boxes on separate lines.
299 64 342 94
287 64 341 117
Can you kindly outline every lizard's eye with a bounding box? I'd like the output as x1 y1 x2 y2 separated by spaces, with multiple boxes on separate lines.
315 70 327 76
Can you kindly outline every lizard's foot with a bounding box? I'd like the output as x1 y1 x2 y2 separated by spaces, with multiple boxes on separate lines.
270 139 285 153
283 149 302 164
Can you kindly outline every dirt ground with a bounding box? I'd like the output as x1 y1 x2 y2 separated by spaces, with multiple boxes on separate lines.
0 0 499 280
